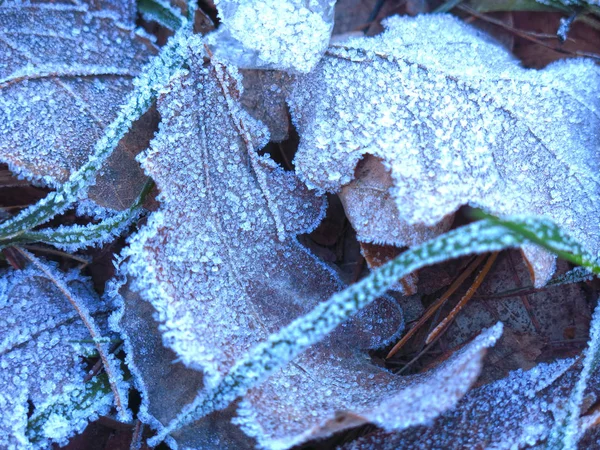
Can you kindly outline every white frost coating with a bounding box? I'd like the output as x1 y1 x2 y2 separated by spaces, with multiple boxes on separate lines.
547 302 600 448
0 264 115 449
0 2 156 189
206 0 336 73
149 215 596 446
289 14 600 285
234 324 502 450
343 358 586 450
125 36 403 387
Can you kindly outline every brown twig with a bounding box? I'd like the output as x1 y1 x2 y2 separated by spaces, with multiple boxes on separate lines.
425 252 499 345
386 254 487 359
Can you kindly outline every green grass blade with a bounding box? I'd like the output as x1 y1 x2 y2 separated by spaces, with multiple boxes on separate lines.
0 180 154 251
138 0 184 30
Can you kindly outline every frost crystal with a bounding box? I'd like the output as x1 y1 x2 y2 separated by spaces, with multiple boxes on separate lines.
288 14 600 286
0 264 114 449
205 0 336 73
125 38 403 384
341 357 600 450
0 1 157 210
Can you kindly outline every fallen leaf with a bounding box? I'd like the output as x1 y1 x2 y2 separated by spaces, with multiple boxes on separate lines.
0 1 158 211
205 0 336 73
339 358 584 449
343 299 600 449
240 69 294 142
288 14 600 287
116 39 504 449
0 263 115 449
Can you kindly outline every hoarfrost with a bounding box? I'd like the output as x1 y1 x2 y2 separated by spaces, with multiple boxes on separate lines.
205 0 336 73
0 1 157 210
124 37 403 384
340 357 600 450
117 38 514 449
0 263 115 449
288 14 600 286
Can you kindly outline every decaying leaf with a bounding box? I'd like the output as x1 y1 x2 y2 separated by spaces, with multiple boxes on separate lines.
205 0 336 73
124 38 403 379
340 155 453 248
288 14 600 286
343 301 600 450
114 38 513 449
110 282 251 449
0 1 158 211
0 263 115 449
240 69 294 142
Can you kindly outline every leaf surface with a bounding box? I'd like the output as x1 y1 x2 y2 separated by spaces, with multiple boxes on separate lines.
205 0 336 73
288 14 600 286
116 39 509 449
0 263 115 448
0 1 158 210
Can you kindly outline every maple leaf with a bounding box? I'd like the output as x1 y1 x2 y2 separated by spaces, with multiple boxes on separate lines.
114 38 509 449
288 14 600 287
205 0 336 73
0 1 158 211
0 263 115 449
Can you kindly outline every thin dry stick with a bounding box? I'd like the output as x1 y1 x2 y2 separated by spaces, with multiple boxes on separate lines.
425 252 499 345
130 419 144 450
22 244 92 266
386 253 487 359
458 4 600 61
15 247 127 418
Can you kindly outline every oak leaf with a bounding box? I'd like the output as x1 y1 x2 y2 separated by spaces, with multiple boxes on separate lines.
288 14 600 287
0 263 115 449
116 39 503 449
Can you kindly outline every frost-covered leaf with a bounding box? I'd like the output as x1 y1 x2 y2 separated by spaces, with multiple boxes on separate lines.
340 155 453 248
240 69 294 142
0 263 115 449
125 37 403 380
0 1 158 210
288 13 600 287
339 358 596 450
110 282 251 449
0 21 191 242
115 37 520 449
205 0 336 73
343 307 600 450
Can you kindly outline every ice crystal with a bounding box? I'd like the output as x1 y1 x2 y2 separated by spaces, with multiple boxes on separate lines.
341 358 583 449
205 0 336 73
288 14 600 286
125 37 403 384
0 1 157 210
0 264 115 449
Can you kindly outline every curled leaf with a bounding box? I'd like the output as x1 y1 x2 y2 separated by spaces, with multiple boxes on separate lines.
288 14 600 286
